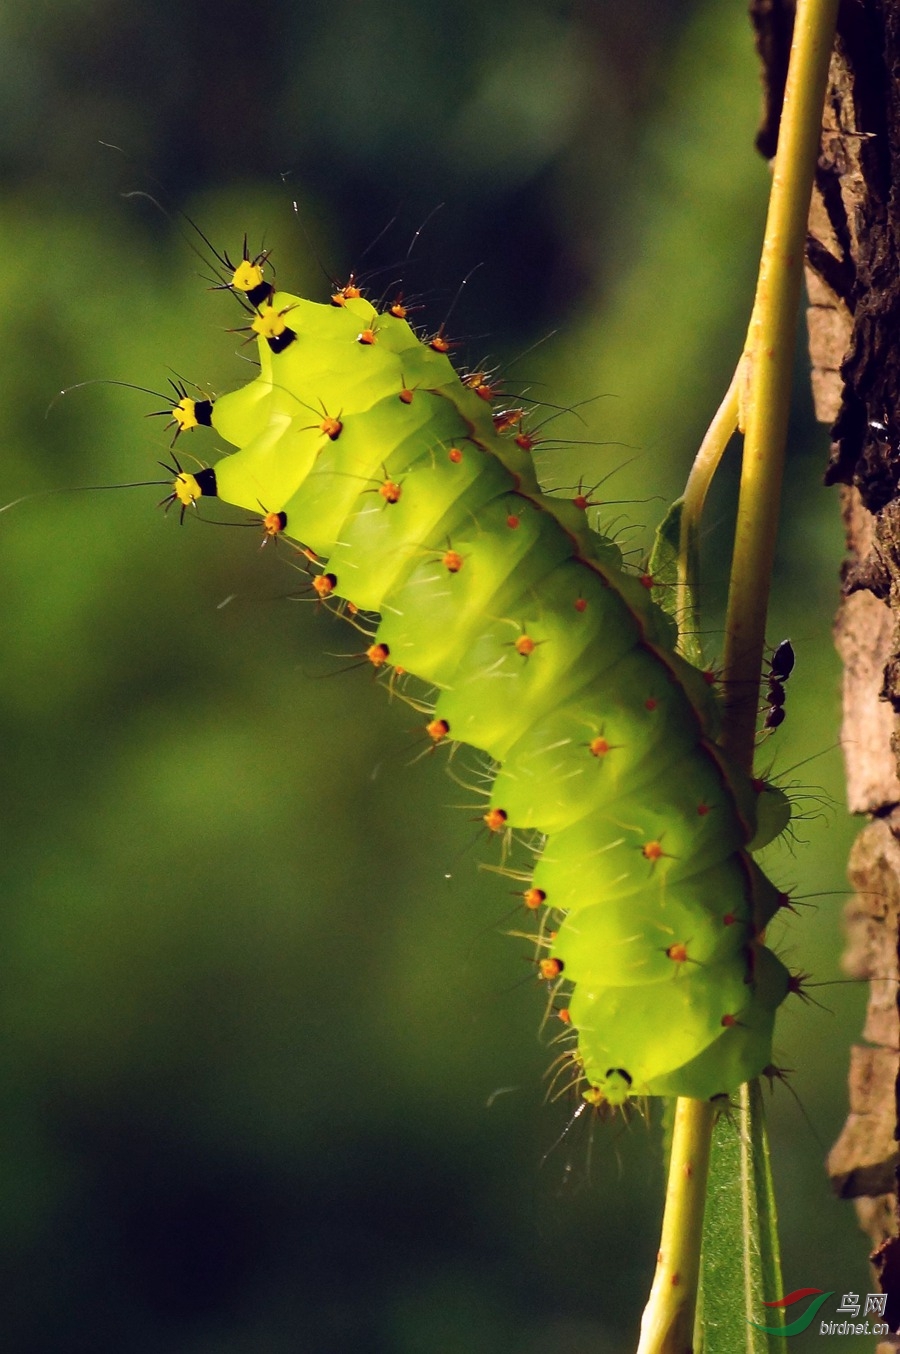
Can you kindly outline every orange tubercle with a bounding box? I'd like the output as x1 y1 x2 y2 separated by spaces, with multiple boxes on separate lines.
312 572 337 598
262 510 287 537
539 957 564 981
493 407 525 434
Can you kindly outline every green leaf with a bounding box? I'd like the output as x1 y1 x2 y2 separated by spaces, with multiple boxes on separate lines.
694 1081 786 1353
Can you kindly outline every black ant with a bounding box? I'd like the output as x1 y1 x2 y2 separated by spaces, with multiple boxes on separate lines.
762 639 795 731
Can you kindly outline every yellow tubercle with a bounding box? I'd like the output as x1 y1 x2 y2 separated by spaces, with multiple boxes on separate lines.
232 259 266 293
251 303 290 340
171 397 200 432
173 472 202 507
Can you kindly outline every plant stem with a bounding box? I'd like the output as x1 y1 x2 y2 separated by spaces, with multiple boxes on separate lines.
637 1 838 1349
637 1099 716 1354
722 0 839 773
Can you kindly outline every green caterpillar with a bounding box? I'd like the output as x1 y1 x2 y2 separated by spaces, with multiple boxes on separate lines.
165 252 793 1107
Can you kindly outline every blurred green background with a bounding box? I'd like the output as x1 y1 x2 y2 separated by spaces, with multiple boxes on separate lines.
0 1 869 1350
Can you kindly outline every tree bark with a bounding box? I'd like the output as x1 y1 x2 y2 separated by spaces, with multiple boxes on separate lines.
752 0 900 1333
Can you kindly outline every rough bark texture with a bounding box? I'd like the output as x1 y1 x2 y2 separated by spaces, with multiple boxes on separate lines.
753 0 900 1333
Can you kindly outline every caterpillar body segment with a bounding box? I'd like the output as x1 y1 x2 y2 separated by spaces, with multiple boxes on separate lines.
178 284 791 1106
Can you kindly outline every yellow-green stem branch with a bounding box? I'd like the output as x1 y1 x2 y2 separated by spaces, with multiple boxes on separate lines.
723 0 839 771
637 1 838 1349
637 1099 715 1354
